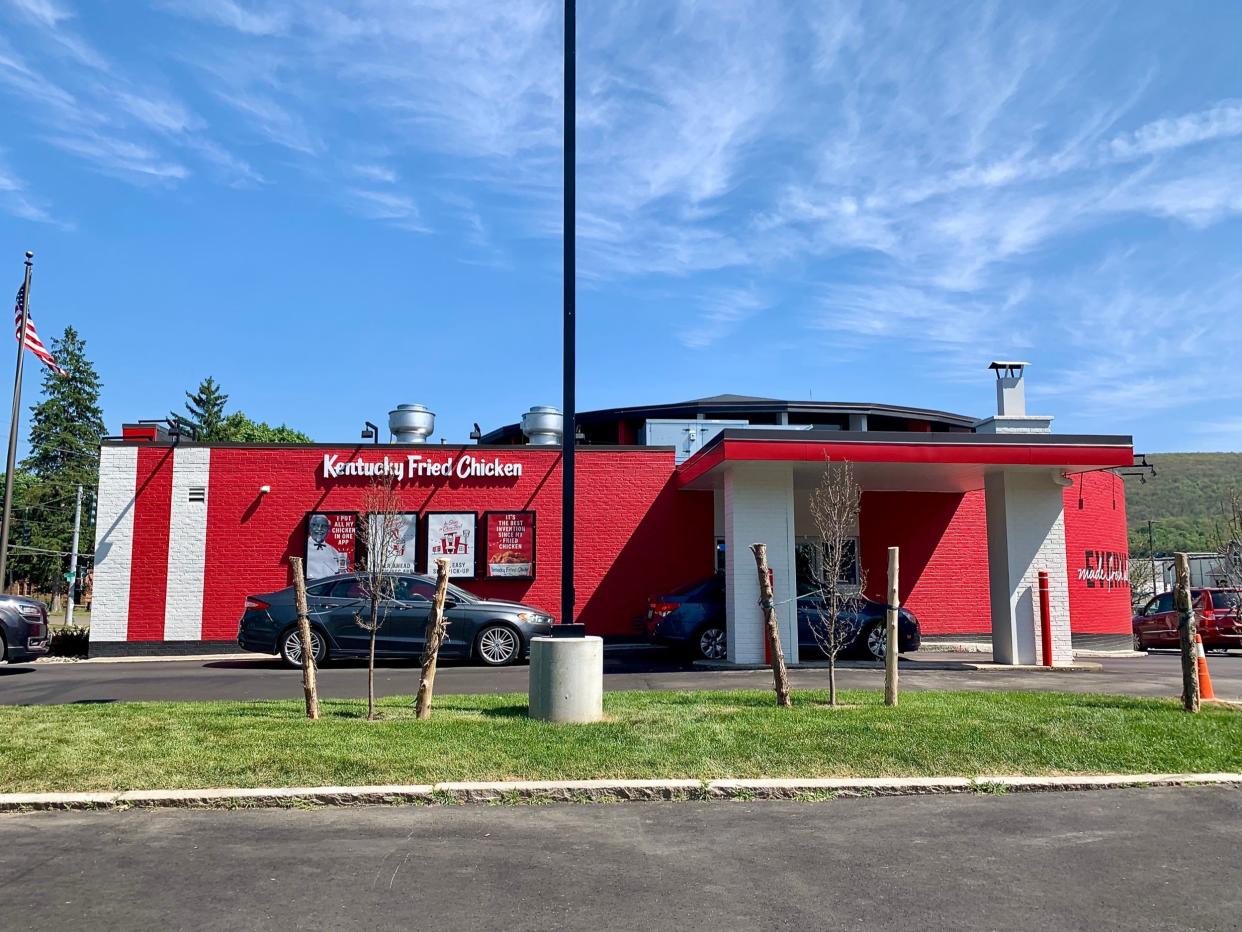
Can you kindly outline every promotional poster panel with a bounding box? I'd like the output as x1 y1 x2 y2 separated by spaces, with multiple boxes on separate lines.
306 512 357 580
484 511 535 579
366 512 418 575
426 512 477 578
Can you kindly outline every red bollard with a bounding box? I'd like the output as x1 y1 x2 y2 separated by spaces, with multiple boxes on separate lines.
1037 571 1053 667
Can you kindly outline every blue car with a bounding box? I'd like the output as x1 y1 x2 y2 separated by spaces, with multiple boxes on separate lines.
647 574 921 661
0 596 50 663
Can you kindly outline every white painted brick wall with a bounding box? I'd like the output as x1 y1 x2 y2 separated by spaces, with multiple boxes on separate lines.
90 446 138 642
985 470 1073 665
163 447 210 640
724 464 798 664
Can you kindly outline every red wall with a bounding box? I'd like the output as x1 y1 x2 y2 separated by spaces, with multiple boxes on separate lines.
1063 470 1131 634
858 475 1131 637
199 446 714 641
126 446 175 641
859 491 990 636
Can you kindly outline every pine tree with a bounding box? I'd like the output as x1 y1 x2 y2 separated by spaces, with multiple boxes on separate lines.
178 376 229 441
18 326 106 594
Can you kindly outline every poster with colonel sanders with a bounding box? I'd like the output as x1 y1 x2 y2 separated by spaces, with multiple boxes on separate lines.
305 512 357 580
425 512 476 578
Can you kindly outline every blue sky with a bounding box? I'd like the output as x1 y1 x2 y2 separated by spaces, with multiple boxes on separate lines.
0 0 1239 453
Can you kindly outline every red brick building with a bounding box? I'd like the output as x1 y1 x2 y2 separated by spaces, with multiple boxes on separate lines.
91 368 1134 661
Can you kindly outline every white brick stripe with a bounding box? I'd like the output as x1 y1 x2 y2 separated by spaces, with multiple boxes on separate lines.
163 447 211 640
724 463 798 665
90 446 138 642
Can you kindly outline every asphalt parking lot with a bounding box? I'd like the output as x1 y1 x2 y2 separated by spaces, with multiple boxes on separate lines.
2 645 1239 705
2 786 1239 931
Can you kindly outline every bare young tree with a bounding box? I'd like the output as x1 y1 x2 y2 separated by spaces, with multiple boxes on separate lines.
415 557 452 720
806 460 867 707
1211 490 1242 590
356 476 404 720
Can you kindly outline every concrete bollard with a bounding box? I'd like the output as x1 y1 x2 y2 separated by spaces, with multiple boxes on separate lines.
528 636 604 723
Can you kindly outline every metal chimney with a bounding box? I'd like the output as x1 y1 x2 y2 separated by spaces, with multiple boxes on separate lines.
388 404 435 443
989 361 1028 416
521 406 564 445
977 362 1052 434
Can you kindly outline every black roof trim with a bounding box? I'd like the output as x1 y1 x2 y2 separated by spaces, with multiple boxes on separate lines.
100 440 676 453
479 397 979 443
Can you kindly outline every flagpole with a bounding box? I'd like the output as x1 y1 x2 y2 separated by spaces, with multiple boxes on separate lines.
0 250 34 592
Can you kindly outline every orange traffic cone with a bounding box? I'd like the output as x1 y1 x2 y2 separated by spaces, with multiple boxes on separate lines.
1195 634 1216 701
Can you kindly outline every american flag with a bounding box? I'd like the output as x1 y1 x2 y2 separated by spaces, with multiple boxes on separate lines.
13 283 66 377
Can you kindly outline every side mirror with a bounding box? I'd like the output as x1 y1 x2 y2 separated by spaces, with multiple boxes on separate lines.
442 597 458 610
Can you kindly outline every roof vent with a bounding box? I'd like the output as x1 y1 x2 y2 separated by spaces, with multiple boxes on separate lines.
521 406 563 446
977 362 1052 434
389 404 435 444
988 360 1029 417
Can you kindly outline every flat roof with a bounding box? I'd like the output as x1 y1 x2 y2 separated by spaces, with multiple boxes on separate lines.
677 429 1135 493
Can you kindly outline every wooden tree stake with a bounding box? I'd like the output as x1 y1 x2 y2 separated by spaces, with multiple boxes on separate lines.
415 558 452 720
751 543 792 709
289 556 319 721
885 546 899 707
1174 552 1200 713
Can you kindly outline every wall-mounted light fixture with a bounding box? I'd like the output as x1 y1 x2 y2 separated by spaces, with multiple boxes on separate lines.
259 485 271 495
361 421 380 444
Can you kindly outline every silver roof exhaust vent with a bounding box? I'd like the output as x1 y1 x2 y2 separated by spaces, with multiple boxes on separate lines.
521 406 563 445
976 362 1052 434
389 404 435 443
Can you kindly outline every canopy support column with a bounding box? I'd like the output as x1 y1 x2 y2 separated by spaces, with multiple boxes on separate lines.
984 470 1073 665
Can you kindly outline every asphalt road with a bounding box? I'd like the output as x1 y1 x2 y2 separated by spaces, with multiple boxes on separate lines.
2 786 1239 931
2 647 1240 705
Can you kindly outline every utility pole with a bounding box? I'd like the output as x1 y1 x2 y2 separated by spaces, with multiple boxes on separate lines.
0 251 34 593
1147 519 1157 595
64 483 83 626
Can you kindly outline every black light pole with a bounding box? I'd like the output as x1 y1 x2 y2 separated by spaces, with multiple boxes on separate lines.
558 0 583 636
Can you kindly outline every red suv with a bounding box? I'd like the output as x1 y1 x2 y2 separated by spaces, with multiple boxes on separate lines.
1132 588 1242 652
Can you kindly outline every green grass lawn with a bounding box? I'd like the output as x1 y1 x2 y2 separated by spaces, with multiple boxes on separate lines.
1 689 1238 794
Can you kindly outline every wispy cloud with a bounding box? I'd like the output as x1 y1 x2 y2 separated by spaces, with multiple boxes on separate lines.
351 163 398 184
1107 101 1242 160
0 152 63 225
343 188 429 233
157 0 291 36
679 285 772 349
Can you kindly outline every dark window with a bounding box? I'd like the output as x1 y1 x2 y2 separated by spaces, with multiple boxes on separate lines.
796 539 859 595
329 579 369 600
1209 590 1241 611
668 575 724 600
395 577 437 602
306 581 335 597
1154 593 1175 613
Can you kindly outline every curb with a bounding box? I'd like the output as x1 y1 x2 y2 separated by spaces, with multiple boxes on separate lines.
2 773 1239 813
693 659 1103 673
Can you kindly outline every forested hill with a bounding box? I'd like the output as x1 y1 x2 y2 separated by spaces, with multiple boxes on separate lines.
1124 452 1242 553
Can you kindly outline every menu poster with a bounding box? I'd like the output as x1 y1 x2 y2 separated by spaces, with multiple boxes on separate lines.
425 512 477 578
305 512 357 580
365 512 419 575
484 511 535 579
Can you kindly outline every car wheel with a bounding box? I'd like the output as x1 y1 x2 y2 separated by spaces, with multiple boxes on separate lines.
695 625 727 661
280 627 326 669
1132 633 1147 652
476 625 520 666
0 630 7 663
863 622 886 661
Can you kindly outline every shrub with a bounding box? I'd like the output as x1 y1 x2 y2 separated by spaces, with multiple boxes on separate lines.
50 624 90 658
